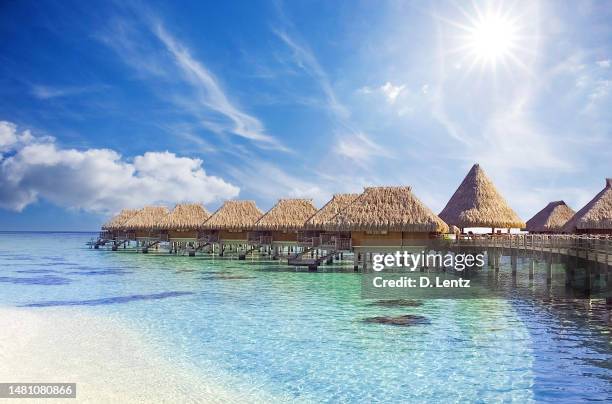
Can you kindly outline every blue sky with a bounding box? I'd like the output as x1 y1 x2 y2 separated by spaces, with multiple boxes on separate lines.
0 0 610 231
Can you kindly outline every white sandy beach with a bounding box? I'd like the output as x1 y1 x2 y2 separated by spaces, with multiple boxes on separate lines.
0 307 276 403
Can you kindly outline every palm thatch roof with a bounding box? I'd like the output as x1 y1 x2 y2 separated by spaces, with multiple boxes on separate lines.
156 203 210 230
564 178 612 232
525 201 575 233
102 209 140 231
331 186 449 233
305 193 359 230
202 200 263 230
122 206 170 231
254 199 318 231
439 164 525 229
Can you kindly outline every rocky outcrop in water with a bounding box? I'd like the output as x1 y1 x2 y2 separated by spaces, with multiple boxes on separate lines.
368 299 423 307
363 314 430 326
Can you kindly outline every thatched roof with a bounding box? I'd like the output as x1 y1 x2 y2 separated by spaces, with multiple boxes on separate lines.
564 178 612 232
439 164 525 229
305 193 359 230
525 201 575 233
331 186 449 233
254 199 318 231
122 206 169 231
156 203 210 230
202 200 263 230
102 209 140 231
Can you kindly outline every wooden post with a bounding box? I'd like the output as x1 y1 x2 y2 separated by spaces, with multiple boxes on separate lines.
546 257 553 284
584 265 591 296
529 259 535 280
511 253 517 277
353 252 359 271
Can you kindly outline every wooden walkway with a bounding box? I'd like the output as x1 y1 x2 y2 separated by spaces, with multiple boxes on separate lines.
454 234 612 266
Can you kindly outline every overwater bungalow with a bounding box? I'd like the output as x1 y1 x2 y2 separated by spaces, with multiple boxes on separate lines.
563 178 612 235
156 203 210 246
122 206 170 245
439 163 525 233
299 193 359 251
200 200 264 254
250 199 318 256
525 201 575 234
101 208 140 239
331 186 449 249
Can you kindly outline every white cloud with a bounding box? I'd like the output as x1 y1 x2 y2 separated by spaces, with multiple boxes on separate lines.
596 59 611 68
380 82 405 104
0 121 34 153
0 121 239 213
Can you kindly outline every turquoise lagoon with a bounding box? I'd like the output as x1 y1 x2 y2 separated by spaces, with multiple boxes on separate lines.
0 232 610 402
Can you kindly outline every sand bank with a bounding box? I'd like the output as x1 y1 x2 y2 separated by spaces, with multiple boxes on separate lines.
0 307 277 403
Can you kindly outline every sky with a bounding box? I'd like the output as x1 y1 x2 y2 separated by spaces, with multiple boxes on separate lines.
0 0 610 231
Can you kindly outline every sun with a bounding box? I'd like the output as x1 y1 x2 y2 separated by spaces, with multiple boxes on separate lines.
466 13 519 66
442 3 531 73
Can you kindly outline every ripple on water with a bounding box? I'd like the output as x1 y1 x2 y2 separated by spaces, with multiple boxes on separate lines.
66 269 133 276
199 275 257 280
0 275 72 285
15 269 61 274
20 291 195 307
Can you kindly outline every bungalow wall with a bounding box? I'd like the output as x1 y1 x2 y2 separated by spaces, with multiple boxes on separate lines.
219 230 249 241
272 231 298 242
135 230 156 239
167 229 199 240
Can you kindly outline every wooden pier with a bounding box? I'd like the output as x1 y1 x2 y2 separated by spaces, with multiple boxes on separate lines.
454 234 611 267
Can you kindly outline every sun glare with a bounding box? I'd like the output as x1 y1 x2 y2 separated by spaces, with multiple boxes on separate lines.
444 3 531 74
467 13 518 65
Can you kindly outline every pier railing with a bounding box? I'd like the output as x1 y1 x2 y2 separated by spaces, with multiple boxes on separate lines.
455 234 612 265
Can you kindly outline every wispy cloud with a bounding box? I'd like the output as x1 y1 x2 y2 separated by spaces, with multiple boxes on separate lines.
336 132 389 165
273 25 386 168
99 15 288 151
273 29 349 120
226 159 329 206
30 84 105 100
153 24 285 149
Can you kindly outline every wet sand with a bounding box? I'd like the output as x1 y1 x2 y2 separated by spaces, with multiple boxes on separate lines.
0 307 276 403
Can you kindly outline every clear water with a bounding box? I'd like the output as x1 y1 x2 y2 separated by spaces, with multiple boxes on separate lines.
0 232 610 402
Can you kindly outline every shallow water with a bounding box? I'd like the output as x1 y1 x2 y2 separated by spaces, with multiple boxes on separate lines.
0 232 610 402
